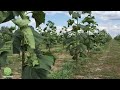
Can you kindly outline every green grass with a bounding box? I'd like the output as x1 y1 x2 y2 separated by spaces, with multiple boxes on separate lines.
1 40 120 79
48 60 75 79
48 40 120 79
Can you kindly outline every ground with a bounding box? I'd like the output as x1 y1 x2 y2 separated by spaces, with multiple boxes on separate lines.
49 40 120 79
0 40 120 79
0 54 21 79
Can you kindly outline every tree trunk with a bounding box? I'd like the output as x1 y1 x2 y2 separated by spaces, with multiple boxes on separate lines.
0 69 2 79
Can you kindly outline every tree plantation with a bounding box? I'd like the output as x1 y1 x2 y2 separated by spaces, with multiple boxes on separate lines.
0 11 120 79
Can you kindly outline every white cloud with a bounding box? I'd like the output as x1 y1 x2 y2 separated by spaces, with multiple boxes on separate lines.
98 22 120 37
92 11 120 20
44 11 70 17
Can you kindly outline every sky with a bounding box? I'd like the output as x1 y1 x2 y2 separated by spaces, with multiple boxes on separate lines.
0 11 120 38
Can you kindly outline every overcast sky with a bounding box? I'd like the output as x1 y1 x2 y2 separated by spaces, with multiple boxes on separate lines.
0 11 120 38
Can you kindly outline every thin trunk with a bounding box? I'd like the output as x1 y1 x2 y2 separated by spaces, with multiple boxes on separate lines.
75 18 79 67
22 37 25 78
0 67 2 78
48 45 51 53
88 31 90 53
63 41 64 49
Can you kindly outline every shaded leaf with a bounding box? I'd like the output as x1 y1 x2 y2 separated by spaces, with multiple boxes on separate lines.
22 66 48 79
0 51 8 67
32 11 45 27
69 11 73 15
0 11 10 23
72 12 80 19
13 30 23 54
35 55 55 71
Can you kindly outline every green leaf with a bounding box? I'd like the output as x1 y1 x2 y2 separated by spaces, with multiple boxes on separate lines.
12 18 30 27
2 11 14 23
0 11 26 24
32 60 39 67
72 12 80 19
69 11 73 15
22 27 35 49
12 11 26 18
22 66 49 79
78 24 85 29
0 51 8 67
32 11 45 27
3 34 12 42
22 66 33 79
35 55 55 71
13 30 23 54
0 11 10 23
33 68 49 79
30 26 44 46
72 25 78 31
67 19 74 27
0 38 5 49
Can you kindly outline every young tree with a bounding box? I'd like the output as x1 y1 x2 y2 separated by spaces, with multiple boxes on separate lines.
42 20 57 53
64 11 92 67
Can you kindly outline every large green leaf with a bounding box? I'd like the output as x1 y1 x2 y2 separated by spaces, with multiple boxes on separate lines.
12 11 26 18
0 11 10 23
22 66 32 79
22 27 35 49
0 11 27 24
30 26 44 46
35 55 55 71
13 26 44 53
82 15 96 24
32 11 45 27
13 30 23 54
2 11 15 23
22 66 48 79
33 68 49 79
0 51 8 67
22 48 55 79
0 38 5 49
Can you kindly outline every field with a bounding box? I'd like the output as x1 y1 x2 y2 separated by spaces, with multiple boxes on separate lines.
47 40 120 79
0 11 120 79
0 39 120 79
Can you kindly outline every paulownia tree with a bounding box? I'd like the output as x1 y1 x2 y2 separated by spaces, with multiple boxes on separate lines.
0 11 55 79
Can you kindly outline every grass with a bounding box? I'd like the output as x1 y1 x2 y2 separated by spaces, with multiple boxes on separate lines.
48 60 75 79
1 40 120 79
72 40 120 79
48 40 120 79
